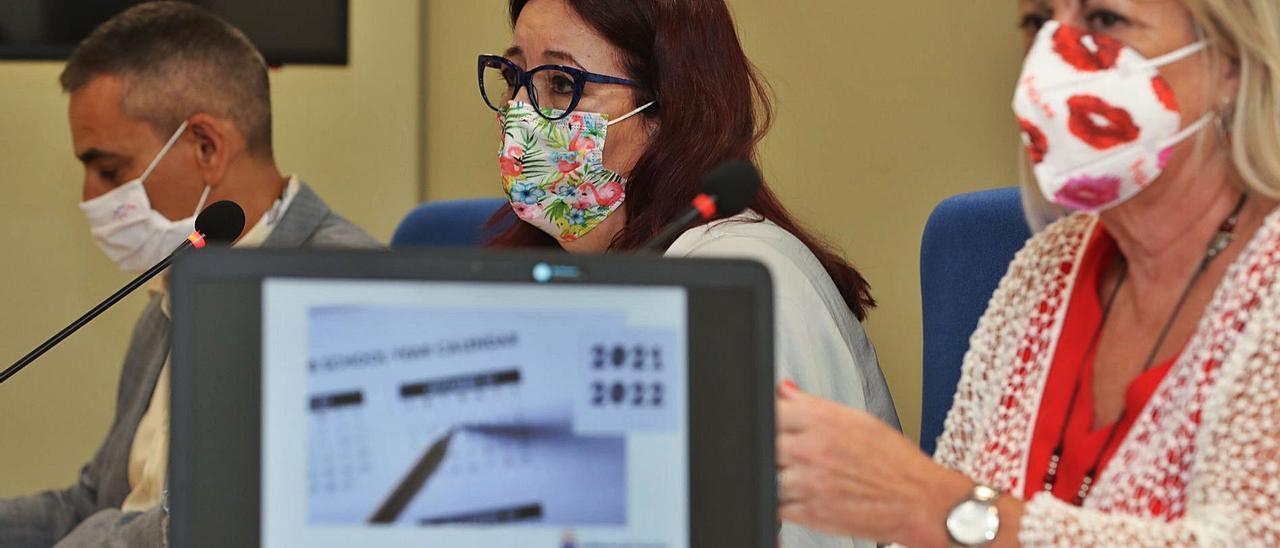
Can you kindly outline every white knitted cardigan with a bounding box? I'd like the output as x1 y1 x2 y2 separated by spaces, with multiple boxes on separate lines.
931 209 1280 546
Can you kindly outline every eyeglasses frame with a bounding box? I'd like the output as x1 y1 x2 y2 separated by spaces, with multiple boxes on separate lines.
478 53 642 121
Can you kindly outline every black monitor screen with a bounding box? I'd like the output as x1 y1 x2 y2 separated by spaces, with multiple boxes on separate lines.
168 249 778 548
0 0 348 65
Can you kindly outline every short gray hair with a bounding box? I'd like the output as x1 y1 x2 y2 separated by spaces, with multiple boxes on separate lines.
60 1 273 157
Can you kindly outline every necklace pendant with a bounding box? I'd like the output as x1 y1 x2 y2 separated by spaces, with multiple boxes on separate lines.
1207 232 1233 258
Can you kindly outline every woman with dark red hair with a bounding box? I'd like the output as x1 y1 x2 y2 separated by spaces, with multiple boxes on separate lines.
478 1 898 545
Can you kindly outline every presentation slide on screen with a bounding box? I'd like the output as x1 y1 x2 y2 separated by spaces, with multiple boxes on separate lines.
262 279 689 548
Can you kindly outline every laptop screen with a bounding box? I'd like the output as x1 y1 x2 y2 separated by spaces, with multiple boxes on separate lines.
261 279 688 547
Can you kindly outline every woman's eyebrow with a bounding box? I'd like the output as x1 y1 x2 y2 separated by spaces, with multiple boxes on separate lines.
545 49 586 70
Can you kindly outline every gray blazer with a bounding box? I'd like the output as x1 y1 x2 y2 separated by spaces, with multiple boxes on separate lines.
0 183 381 547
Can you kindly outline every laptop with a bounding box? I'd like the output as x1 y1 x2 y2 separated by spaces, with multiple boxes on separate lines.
167 248 776 548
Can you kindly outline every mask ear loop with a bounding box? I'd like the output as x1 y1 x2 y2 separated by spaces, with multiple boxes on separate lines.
192 184 212 217
606 101 656 126
1145 39 1209 70
136 120 203 218
1130 34 1215 149
137 120 190 184
1163 113 1214 148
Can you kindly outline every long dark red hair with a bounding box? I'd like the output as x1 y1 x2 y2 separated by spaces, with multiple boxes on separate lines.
486 0 875 319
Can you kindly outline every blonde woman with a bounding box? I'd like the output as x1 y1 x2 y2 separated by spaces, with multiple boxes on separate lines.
775 0 1280 546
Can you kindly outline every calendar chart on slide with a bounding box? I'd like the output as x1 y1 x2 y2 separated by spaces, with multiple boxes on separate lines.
294 290 687 533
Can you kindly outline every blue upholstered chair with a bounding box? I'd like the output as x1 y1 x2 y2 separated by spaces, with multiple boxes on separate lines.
918 187 1031 455
391 198 509 248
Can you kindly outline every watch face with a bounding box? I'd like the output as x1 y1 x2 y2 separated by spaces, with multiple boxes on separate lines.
946 500 999 546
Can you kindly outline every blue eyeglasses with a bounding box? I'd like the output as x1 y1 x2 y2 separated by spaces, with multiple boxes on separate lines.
478 54 642 121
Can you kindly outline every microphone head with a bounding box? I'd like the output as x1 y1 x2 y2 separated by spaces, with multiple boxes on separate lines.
195 200 246 244
701 160 761 218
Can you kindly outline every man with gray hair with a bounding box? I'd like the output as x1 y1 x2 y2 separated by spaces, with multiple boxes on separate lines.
0 3 379 546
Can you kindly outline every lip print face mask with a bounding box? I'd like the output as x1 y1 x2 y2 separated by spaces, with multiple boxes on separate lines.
498 100 651 242
1012 21 1210 212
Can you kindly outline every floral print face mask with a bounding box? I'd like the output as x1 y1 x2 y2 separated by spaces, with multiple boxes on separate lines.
1012 21 1210 212
498 100 653 242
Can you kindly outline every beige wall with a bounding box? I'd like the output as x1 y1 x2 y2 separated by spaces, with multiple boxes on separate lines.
0 0 1022 497
0 0 422 497
423 0 1026 441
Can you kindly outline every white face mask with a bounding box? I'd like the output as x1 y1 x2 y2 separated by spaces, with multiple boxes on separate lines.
1012 21 1210 212
78 121 210 272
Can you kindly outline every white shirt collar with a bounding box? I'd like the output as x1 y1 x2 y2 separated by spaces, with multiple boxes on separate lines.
235 175 301 248
151 176 302 317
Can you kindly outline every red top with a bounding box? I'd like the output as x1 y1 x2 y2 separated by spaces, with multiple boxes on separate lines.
1023 225 1179 503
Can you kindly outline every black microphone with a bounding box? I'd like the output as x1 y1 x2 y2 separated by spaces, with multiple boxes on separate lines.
639 160 762 252
0 200 246 384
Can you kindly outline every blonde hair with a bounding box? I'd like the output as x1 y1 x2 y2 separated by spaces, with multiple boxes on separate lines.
1021 0 1280 230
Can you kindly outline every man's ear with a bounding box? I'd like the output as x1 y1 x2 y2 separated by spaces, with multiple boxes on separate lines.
187 113 238 186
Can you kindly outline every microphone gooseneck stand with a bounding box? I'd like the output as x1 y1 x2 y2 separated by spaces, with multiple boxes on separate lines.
0 239 198 384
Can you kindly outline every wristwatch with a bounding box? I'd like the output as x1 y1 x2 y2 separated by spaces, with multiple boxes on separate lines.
945 484 1001 547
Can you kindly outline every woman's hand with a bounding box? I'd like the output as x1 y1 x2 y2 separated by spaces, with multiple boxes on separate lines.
776 380 974 547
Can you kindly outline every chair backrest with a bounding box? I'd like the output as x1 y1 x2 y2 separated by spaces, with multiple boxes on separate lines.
391 198 509 248
919 187 1031 455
